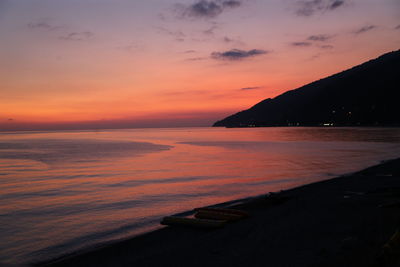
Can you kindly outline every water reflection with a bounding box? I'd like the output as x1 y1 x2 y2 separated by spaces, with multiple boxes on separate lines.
0 127 399 265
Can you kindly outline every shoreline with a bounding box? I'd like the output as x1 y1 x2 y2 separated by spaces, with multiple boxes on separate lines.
38 158 400 267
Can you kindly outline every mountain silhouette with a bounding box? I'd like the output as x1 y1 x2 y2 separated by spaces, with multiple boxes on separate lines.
213 50 400 127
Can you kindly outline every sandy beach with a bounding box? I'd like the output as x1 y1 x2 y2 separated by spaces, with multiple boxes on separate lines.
38 158 400 267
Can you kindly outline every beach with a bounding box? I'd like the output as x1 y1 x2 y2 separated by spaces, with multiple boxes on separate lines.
3 1 400 266
39 158 400 267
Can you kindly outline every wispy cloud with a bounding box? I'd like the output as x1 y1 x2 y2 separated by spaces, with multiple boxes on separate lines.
59 31 94 41
353 25 376 34
294 0 346 17
117 42 144 53
291 42 312 47
223 36 234 42
240 86 261 90
28 20 62 31
203 22 219 35
222 36 245 46
330 0 345 9
28 19 94 42
175 0 243 19
156 26 186 41
222 0 242 8
291 33 334 49
319 44 334 49
395 24 400 30
185 57 208 61
211 49 268 60
307 34 332 41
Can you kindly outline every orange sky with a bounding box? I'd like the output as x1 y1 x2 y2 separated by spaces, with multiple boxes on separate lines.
0 0 399 130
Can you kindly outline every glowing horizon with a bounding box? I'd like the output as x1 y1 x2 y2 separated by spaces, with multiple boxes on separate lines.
1 0 399 130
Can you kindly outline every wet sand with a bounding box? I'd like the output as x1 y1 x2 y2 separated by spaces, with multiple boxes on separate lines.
39 158 400 267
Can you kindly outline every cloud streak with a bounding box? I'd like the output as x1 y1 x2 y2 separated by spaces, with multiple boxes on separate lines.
175 0 242 19
294 0 346 17
211 49 268 60
27 20 62 31
203 23 219 35
291 33 334 49
116 42 144 53
59 31 94 41
222 36 245 45
330 0 344 9
28 20 94 42
156 26 186 41
319 44 334 49
240 86 261 90
185 57 207 61
353 25 376 34
28 22 59 31
307 34 332 41
291 42 312 47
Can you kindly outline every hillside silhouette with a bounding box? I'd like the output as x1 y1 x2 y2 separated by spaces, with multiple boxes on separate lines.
214 50 400 127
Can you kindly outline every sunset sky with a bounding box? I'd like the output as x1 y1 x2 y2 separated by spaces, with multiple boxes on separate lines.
1 0 399 130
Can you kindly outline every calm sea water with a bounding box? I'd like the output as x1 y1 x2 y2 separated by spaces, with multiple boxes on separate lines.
0 127 400 265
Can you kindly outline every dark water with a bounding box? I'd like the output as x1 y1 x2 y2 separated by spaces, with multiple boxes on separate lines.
0 127 399 265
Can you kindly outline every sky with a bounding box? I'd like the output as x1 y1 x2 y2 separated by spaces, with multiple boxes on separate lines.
0 0 399 130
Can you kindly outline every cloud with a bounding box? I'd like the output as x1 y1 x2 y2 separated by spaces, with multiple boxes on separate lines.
291 42 312 47
395 24 400 30
117 42 144 53
59 31 94 41
329 0 344 9
28 20 94 42
294 0 346 17
211 49 268 60
223 36 234 42
353 25 376 34
28 20 62 31
156 26 186 41
187 1 223 18
175 0 242 19
203 23 219 35
222 36 245 46
319 44 334 49
240 86 261 90
185 57 207 61
291 33 334 49
307 34 331 41
222 0 242 8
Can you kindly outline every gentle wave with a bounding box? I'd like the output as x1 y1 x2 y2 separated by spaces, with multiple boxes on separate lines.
0 127 400 265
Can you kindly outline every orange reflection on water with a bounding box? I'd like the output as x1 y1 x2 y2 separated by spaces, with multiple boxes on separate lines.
1 127 400 265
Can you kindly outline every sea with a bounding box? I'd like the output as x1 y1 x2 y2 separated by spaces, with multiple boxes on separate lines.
0 127 399 265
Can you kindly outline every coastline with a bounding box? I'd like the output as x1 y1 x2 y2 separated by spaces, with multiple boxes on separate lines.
38 158 400 267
